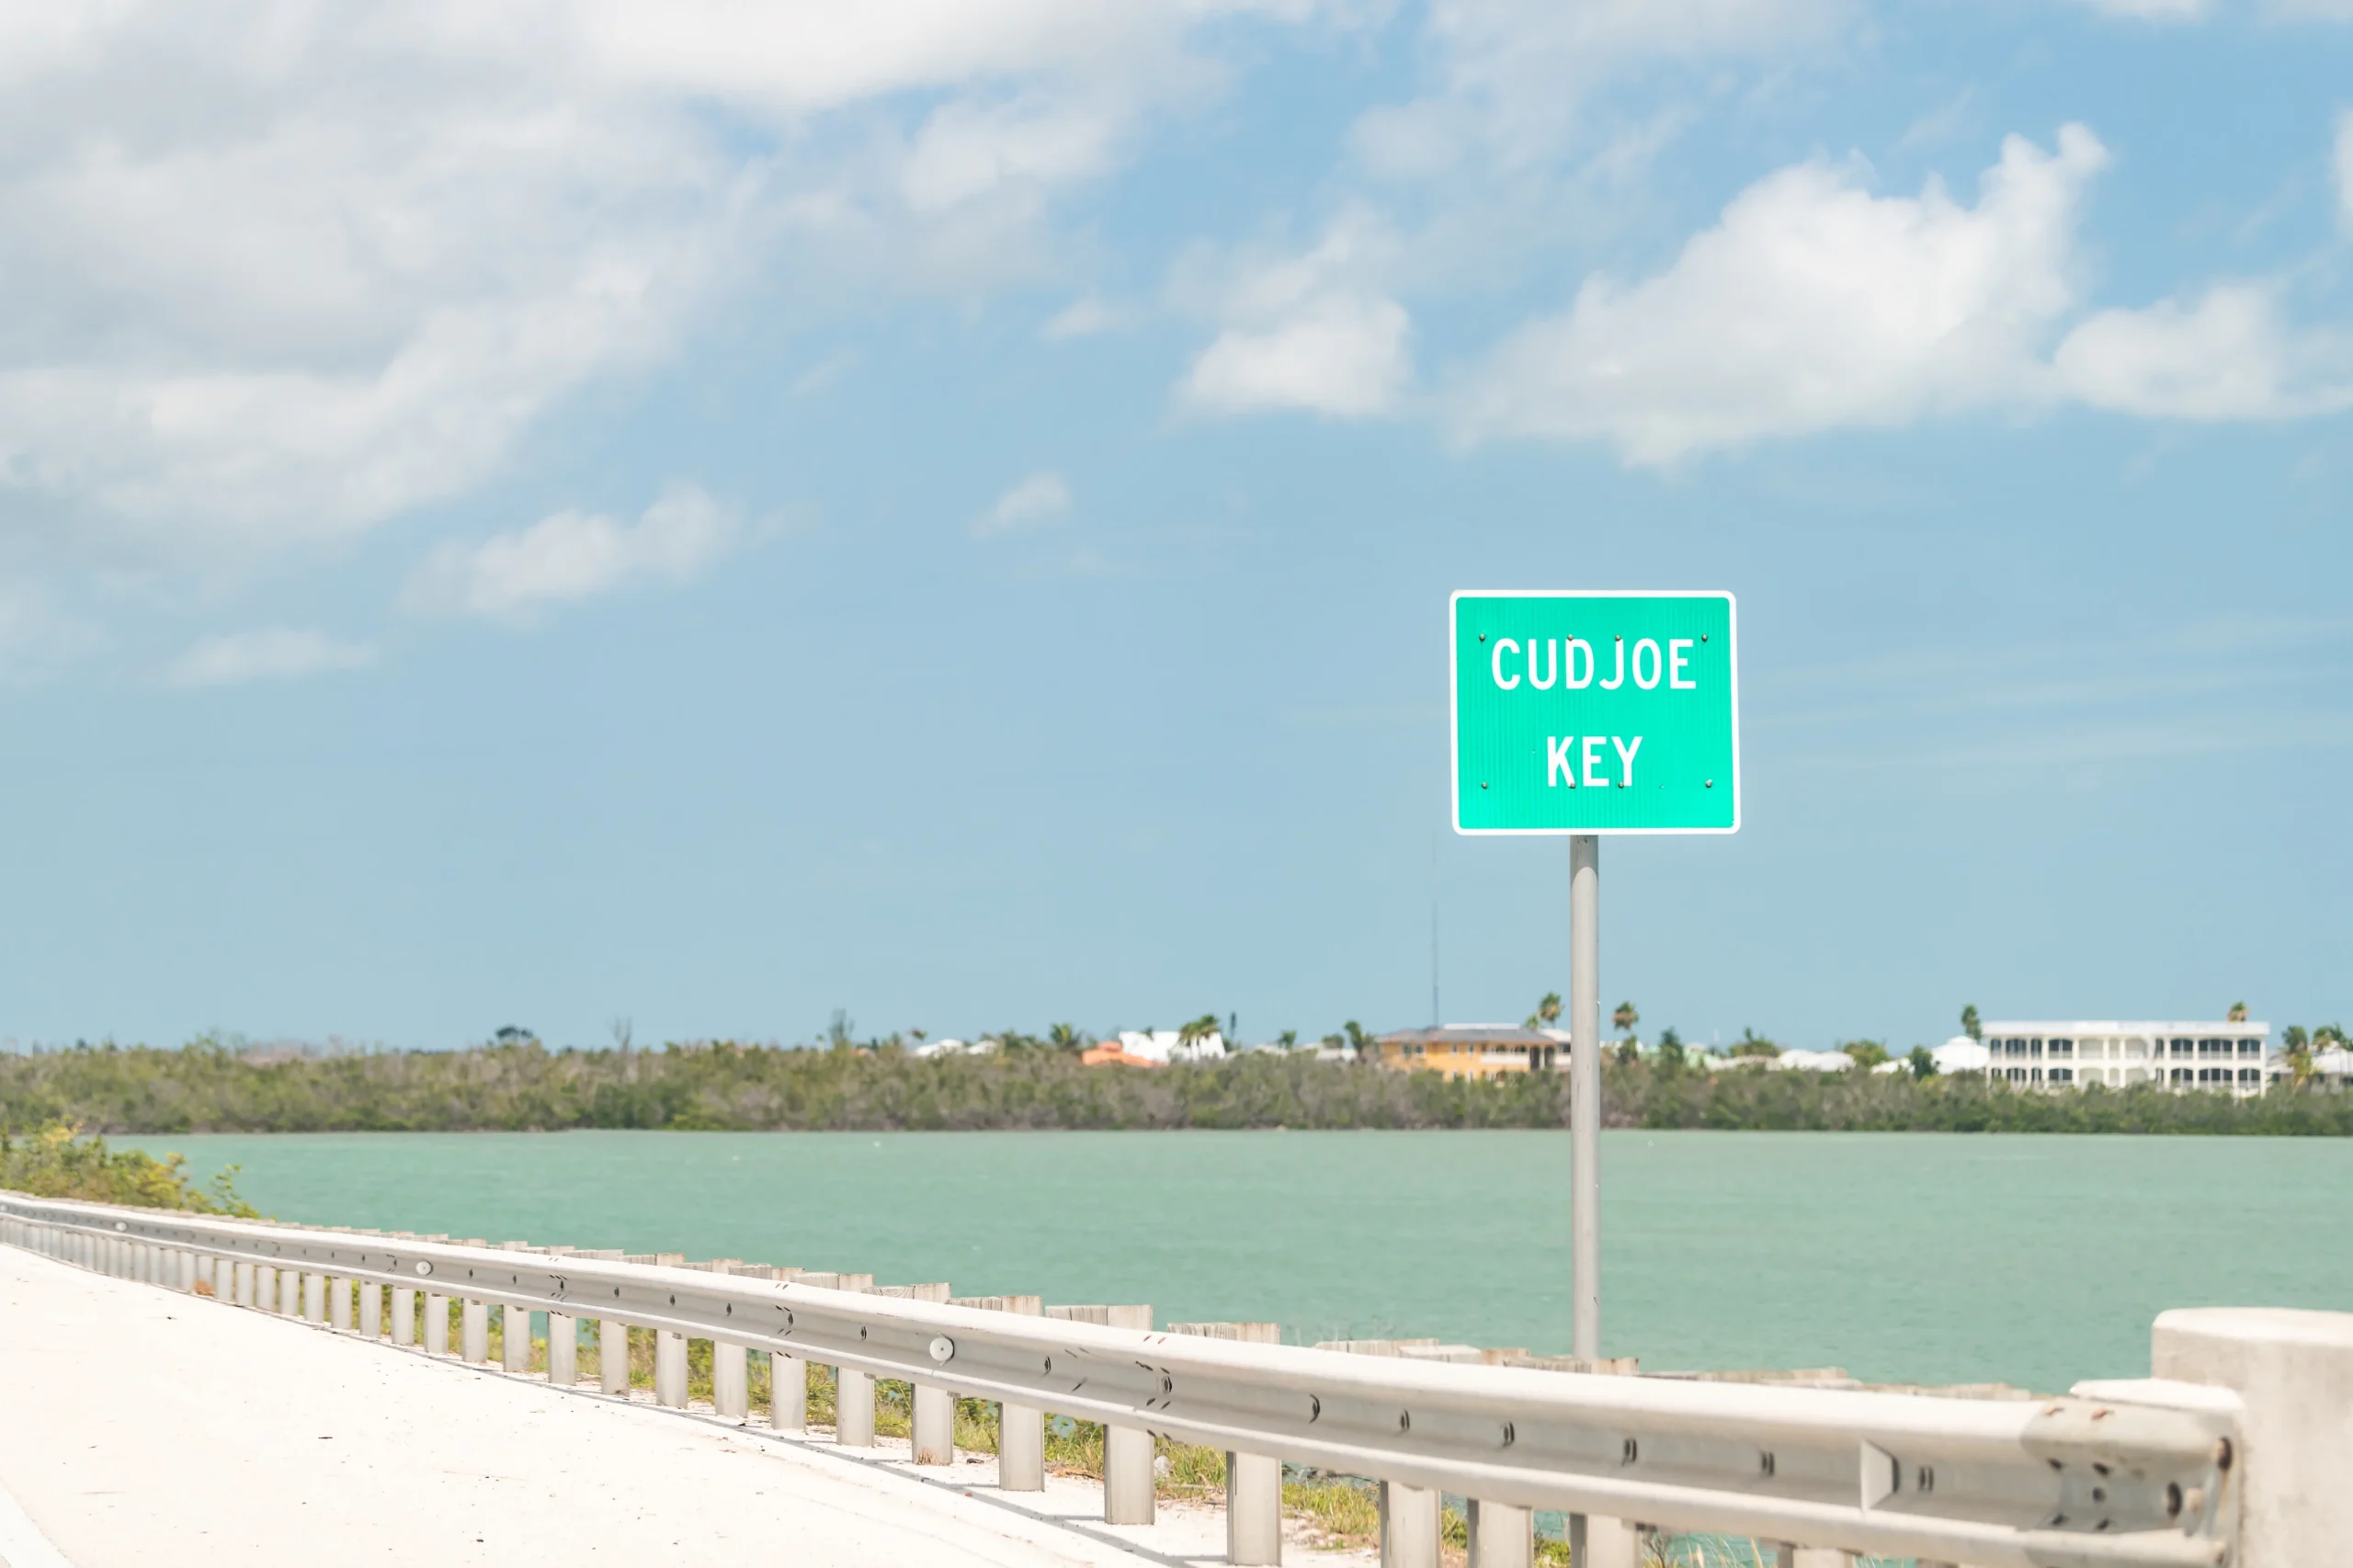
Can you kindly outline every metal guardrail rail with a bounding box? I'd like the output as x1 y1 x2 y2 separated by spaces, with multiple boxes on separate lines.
1 1194 2239 1568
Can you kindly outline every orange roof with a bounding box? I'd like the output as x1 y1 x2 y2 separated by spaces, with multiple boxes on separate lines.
1079 1043 1163 1069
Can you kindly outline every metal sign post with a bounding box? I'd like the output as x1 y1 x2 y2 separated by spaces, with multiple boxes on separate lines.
1569 833 1599 1358
1449 590 1741 1362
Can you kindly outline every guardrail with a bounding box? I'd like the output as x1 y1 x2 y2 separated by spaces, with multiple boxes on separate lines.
7 1192 2336 1568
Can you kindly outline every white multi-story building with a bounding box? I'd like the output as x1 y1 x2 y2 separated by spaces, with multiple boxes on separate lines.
1979 1019 2269 1097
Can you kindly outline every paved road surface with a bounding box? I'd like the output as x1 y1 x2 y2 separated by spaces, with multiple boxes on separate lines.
0 1244 1369 1567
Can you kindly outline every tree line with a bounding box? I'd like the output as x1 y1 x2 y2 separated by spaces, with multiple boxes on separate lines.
3 1038 2349 1136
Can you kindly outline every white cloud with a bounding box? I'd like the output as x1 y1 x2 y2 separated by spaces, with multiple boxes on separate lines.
404 483 740 623
2052 284 2353 419
1180 296 1414 417
1173 215 1415 418
1457 127 2109 462
1043 294 1122 339
972 472 1074 538
166 629 376 687
1355 0 1851 178
0 0 1329 583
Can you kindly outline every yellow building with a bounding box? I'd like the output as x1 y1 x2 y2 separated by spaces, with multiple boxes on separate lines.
1376 1026 1564 1082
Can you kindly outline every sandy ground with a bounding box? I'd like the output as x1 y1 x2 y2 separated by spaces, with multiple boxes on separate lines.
0 1244 1379 1568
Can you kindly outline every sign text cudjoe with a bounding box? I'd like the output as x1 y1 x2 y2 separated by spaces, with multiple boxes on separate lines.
1449 590 1739 835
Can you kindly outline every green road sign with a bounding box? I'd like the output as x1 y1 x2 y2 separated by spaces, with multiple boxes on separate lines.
1451 590 1739 835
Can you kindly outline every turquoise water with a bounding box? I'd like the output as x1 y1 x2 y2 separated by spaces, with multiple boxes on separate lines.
118 1130 2353 1394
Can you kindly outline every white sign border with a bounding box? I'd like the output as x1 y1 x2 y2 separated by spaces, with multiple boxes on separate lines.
1449 588 1742 837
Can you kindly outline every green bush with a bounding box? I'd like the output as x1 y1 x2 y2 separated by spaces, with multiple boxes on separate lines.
1 1040 2346 1136
0 1121 256 1212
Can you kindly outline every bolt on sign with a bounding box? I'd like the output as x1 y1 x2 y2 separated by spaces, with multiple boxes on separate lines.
1449 590 1740 835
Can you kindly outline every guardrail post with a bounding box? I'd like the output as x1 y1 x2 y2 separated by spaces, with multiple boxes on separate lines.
601 1319 630 1394
1171 1321 1285 1563
1379 1481 1440 1568
1578 1514 1640 1568
463 1299 490 1363
1050 1303 1156 1525
538 1247 577 1382
179 1251 198 1292
253 1263 273 1309
955 1295 1045 1488
233 1260 253 1307
361 1279 382 1340
879 1283 955 1462
503 1305 532 1373
392 1285 415 1345
1789 1548 1850 1568
655 1331 688 1407
568 1250 626 1394
2148 1306 2353 1568
1466 1498 1530 1568
772 1347 809 1430
305 1272 327 1324
728 1266 789 1424
549 1312 576 1385
714 1338 749 1419
761 1268 812 1432
801 1273 876 1447
426 1291 451 1355
495 1244 536 1372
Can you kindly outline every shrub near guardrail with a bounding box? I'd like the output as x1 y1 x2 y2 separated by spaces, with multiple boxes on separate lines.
0 1122 255 1211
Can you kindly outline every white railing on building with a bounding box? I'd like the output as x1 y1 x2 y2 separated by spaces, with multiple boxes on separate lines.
7 1192 2344 1568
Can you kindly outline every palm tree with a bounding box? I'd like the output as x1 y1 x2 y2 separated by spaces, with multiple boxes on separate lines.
2280 1026 2314 1091
1960 1005 1981 1042
1176 1014 1222 1053
1524 992 1562 1029
1612 1000 1639 1039
1342 1020 1376 1061
1047 1023 1086 1052
2227 1001 2249 1023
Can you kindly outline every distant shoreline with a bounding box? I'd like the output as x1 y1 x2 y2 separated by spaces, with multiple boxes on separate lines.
6 1042 2350 1137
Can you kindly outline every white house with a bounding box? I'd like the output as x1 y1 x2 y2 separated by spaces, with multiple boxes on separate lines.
1978 1019 2269 1098
1113 1029 1227 1064
1931 1036 1991 1075
1767 1048 1855 1073
910 1037 1000 1059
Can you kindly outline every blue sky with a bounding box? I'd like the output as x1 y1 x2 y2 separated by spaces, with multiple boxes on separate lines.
1 0 2348 1053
